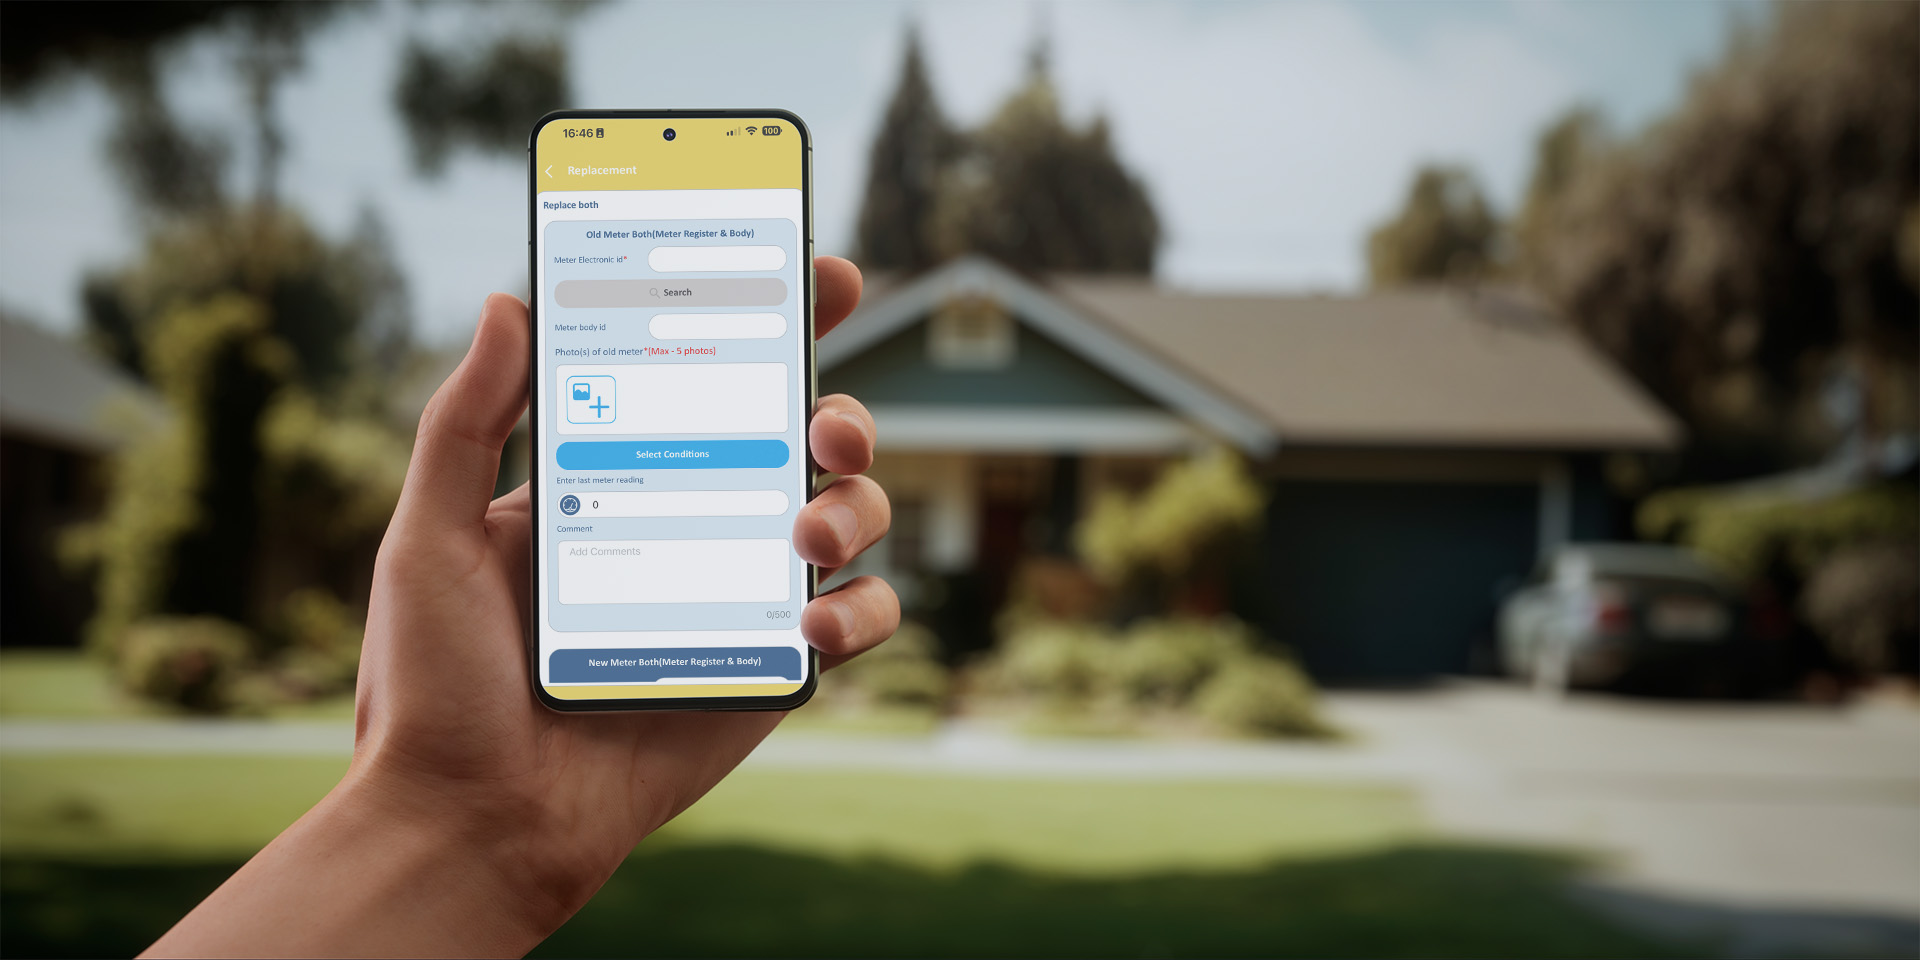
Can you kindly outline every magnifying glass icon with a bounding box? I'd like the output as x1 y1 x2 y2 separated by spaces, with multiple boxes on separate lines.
649 287 659 298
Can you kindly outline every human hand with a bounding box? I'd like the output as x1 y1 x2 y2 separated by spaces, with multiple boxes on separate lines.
144 257 896 959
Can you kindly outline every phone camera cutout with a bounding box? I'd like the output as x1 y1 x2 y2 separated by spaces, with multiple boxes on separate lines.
662 127 676 141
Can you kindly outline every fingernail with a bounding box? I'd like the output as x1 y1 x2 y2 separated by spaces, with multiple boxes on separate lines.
826 599 855 645
835 411 872 444
821 502 860 552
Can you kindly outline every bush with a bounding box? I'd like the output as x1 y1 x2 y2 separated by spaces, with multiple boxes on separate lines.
1638 482 1920 581
831 620 950 709
980 619 1115 702
1194 656 1330 738
982 615 1333 738
1108 617 1257 704
1802 542 1920 675
115 617 252 713
1075 448 1265 585
274 588 364 698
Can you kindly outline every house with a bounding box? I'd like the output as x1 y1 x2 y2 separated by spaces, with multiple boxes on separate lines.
820 256 1681 682
0 317 162 647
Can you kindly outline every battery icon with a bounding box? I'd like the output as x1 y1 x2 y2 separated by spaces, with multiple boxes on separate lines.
761 124 782 136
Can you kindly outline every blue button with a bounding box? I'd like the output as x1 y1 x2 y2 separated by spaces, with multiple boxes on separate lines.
549 647 803 682
556 439 790 471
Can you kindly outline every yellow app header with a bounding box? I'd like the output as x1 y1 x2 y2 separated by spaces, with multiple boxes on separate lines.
535 116 803 192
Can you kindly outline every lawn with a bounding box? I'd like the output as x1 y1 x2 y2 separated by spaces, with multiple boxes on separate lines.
0 750 1678 957
0 651 1677 956
0 650 355 721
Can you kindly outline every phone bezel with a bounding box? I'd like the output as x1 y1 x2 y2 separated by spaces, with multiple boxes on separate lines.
526 108 819 713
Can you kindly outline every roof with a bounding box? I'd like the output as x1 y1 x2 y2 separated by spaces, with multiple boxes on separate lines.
821 257 1277 453
824 256 1681 453
0 317 163 453
1055 278 1681 450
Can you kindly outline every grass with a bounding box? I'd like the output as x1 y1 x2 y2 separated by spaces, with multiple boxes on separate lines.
1 755 1418 870
0 650 149 719
0 751 1680 957
0 659 1680 956
3 845 1677 959
0 650 356 721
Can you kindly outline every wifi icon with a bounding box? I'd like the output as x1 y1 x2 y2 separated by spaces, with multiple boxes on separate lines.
745 126 758 135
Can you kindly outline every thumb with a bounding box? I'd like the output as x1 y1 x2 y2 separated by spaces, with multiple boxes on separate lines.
394 294 530 535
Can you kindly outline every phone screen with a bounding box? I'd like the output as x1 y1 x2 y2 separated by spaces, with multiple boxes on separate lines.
530 113 813 710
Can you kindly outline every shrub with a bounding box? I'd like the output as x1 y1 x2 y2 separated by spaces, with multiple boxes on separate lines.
981 619 1113 701
1109 616 1257 704
831 620 950 709
1075 448 1265 585
116 616 253 714
1802 542 1920 675
274 588 364 698
1194 656 1330 738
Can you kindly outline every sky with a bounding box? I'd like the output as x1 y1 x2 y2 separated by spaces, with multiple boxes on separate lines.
0 0 1761 343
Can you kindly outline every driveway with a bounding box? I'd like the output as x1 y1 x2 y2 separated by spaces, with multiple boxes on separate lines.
1324 682 1920 956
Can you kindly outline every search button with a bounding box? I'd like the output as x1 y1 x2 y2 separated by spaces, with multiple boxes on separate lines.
554 278 787 308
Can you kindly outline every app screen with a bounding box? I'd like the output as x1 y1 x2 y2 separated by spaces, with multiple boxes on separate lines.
533 117 809 703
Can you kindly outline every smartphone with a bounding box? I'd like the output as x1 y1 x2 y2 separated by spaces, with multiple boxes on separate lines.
528 110 816 711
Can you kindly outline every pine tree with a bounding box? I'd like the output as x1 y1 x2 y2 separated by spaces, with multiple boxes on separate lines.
854 30 958 271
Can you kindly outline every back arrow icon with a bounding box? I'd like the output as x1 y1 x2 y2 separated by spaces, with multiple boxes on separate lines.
545 165 553 178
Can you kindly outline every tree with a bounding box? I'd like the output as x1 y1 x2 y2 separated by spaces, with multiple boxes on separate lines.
854 37 1161 274
854 30 958 272
1365 164 1498 287
1523 2 1919 478
395 36 572 176
1513 106 1606 280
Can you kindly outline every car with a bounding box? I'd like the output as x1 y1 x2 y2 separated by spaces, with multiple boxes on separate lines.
1498 543 1745 694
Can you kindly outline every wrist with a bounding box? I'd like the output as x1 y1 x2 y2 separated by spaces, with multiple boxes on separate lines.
334 759 600 947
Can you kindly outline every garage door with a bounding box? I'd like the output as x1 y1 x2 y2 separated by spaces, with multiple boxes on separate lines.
1263 480 1538 682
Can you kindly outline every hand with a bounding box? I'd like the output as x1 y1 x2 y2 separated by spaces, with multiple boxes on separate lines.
145 257 898 959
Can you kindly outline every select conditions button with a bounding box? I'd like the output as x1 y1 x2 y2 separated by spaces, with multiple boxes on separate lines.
555 439 790 471
549 647 803 682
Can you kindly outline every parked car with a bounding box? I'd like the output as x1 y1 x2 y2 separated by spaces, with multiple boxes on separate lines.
1498 543 1745 694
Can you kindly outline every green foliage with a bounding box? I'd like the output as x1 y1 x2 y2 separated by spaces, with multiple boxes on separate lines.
1523 2 1919 475
829 620 950 709
84 208 404 394
982 619 1115 703
272 588 364 700
1075 448 1265 586
982 616 1330 739
67 209 409 711
1366 165 1498 287
397 37 571 176
854 31 960 272
67 293 286 653
114 616 252 714
1638 482 1920 582
857 39 1159 274
1108 616 1261 706
1194 657 1331 739
1513 107 1606 280
933 63 1160 273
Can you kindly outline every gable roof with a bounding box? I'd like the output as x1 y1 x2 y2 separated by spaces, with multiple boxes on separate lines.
822 256 1682 454
0 317 163 453
1054 279 1681 450
820 257 1278 453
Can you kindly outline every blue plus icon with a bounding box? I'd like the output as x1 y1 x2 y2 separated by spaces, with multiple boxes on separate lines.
565 376 617 425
